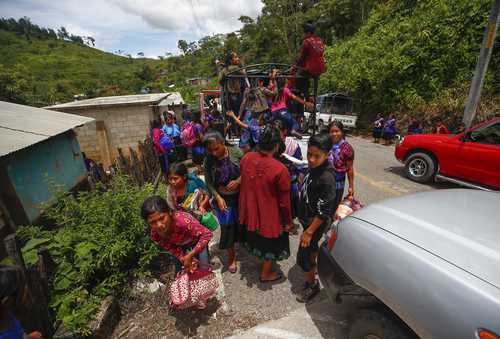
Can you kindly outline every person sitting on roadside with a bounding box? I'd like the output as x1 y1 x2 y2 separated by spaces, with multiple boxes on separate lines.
433 119 450 134
407 118 423 135
372 113 384 143
141 196 213 274
0 265 44 339
382 114 398 145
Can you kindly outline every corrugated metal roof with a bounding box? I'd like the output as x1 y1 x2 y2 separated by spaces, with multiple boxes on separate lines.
45 92 183 110
0 101 94 157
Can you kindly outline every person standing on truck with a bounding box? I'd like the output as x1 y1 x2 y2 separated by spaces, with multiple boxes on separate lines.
295 20 326 103
218 51 246 137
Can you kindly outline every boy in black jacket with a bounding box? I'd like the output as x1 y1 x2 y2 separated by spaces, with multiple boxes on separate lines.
297 133 336 303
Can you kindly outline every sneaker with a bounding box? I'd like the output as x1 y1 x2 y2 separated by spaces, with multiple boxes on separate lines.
296 280 320 303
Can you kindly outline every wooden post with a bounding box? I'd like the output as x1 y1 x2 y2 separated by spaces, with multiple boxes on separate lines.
96 121 112 169
4 234 26 270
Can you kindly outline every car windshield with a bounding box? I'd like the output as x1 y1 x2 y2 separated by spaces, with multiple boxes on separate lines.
469 121 500 146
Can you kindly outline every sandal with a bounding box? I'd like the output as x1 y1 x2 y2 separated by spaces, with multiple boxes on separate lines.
228 263 237 274
259 273 283 283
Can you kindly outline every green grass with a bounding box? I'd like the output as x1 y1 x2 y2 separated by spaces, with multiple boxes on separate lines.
0 30 165 106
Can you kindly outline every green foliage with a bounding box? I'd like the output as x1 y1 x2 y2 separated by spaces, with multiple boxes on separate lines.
17 175 164 334
320 0 499 123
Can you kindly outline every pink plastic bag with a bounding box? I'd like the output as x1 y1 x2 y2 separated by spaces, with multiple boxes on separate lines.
169 267 218 309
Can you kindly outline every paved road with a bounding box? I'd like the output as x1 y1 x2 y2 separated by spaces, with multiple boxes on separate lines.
113 135 458 338
225 135 458 339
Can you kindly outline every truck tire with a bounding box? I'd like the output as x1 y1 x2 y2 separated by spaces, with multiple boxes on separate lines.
405 152 436 183
349 309 416 339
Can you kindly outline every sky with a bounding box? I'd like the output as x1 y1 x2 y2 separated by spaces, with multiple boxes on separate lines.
0 0 264 58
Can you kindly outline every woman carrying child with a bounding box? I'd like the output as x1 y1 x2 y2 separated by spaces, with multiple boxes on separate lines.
203 131 244 273
296 133 336 303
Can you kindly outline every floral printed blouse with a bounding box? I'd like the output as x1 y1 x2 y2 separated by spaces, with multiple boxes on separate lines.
150 211 212 261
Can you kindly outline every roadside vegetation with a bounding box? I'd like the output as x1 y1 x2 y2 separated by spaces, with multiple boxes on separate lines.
17 176 164 334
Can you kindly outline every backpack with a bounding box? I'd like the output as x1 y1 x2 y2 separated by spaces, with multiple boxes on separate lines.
181 121 197 147
304 36 326 76
159 134 174 151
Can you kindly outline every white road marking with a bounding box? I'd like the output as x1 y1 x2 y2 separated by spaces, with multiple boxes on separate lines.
253 327 307 339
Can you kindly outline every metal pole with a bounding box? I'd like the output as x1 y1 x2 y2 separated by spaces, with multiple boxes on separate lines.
463 0 500 128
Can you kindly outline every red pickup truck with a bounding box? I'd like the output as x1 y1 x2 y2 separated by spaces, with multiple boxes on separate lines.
395 117 500 190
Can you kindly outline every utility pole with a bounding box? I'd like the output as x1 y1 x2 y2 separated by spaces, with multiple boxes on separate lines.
463 0 500 129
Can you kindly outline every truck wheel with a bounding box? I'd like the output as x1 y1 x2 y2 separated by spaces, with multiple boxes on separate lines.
349 309 416 339
405 152 436 183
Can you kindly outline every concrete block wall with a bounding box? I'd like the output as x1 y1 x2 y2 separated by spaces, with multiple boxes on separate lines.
67 105 154 166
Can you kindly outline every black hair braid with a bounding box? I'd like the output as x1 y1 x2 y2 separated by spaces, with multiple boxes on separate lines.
258 124 281 152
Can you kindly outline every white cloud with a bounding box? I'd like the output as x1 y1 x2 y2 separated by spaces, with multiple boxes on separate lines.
111 0 263 36
0 0 263 56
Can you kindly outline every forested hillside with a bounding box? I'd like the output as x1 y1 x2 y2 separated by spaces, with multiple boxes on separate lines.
0 0 498 126
320 0 499 126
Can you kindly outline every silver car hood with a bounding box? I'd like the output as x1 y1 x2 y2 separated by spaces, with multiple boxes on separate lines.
351 189 500 289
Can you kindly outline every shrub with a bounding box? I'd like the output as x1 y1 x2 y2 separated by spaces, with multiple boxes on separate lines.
18 175 165 334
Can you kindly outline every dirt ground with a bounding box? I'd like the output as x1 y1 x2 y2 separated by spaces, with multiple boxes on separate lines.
110 248 266 339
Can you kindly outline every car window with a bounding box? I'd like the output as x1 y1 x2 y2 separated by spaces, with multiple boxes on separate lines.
469 122 500 146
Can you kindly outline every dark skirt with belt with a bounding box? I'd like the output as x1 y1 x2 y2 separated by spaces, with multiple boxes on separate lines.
244 229 290 262
213 193 244 249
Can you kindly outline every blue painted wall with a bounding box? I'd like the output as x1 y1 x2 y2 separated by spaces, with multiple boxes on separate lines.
4 131 87 223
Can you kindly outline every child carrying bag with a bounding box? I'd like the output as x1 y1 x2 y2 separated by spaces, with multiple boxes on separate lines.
169 267 219 309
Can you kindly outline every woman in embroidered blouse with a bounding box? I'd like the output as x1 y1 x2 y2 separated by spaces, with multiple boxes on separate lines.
328 121 355 208
203 131 244 273
141 196 213 272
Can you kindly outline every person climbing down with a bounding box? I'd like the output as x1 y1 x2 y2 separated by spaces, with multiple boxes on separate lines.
271 77 314 135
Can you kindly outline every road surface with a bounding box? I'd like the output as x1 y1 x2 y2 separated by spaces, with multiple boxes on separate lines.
112 135 459 339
